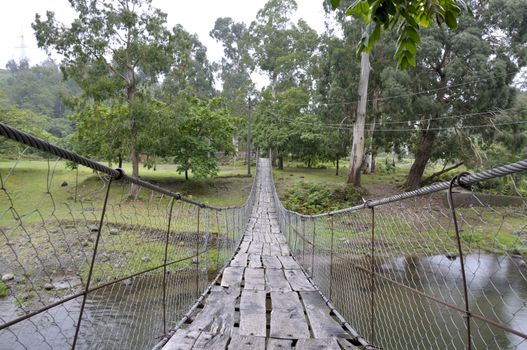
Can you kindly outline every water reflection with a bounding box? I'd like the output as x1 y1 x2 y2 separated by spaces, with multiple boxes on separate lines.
333 253 527 350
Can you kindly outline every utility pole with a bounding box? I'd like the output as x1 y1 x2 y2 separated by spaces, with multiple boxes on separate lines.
247 97 252 176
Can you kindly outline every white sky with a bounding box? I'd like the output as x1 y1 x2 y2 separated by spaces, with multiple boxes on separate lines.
0 0 328 68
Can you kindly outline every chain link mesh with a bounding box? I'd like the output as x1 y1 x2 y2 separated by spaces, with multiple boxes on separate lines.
271 165 527 350
0 145 257 349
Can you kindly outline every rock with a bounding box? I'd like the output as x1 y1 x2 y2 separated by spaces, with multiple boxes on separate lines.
100 254 110 262
49 228 59 233
141 256 150 263
192 257 199 265
90 225 99 232
445 254 457 261
61 181 68 187
20 292 30 300
179 242 185 246
2 273 14 282
82 241 90 247
109 227 119 235
65 224 75 229
87 237 94 243
43 283 54 291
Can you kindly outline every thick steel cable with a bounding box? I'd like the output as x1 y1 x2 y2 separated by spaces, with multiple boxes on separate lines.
0 122 238 210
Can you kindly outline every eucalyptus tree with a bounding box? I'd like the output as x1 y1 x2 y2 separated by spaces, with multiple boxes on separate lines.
377 1 525 189
33 0 175 197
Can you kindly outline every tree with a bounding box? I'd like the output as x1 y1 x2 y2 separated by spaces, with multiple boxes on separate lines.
330 0 470 69
0 59 79 138
33 0 175 197
374 2 524 189
168 97 237 180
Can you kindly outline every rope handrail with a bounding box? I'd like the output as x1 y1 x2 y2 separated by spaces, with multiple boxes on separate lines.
0 122 252 211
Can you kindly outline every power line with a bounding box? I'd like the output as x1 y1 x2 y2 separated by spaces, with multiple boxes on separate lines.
316 106 526 127
299 119 527 132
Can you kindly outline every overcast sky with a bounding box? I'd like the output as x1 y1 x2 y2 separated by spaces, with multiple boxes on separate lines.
0 0 328 69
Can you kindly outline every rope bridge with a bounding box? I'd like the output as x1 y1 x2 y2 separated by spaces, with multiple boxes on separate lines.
0 122 526 349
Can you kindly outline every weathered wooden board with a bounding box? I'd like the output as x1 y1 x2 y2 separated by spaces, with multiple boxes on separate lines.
262 255 282 269
270 291 310 339
193 331 230 349
277 256 300 270
238 241 250 254
239 290 267 337
269 243 282 256
248 242 263 255
267 338 292 350
248 254 262 268
228 335 266 350
337 339 363 350
300 292 350 339
231 253 248 267
244 268 265 291
265 269 291 292
279 244 290 256
284 269 316 291
220 267 244 288
188 287 239 335
162 329 199 350
295 338 340 349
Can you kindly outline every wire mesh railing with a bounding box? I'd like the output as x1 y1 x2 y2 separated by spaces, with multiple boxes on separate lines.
271 159 527 350
0 123 258 350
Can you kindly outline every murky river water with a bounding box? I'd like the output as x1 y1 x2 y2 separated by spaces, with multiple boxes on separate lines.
1 254 526 349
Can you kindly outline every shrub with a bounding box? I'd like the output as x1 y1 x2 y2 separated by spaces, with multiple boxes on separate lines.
283 181 367 214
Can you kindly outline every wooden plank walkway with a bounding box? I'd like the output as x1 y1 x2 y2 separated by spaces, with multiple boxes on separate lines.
162 159 359 350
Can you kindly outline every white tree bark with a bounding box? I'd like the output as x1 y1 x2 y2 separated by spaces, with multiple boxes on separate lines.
347 51 370 186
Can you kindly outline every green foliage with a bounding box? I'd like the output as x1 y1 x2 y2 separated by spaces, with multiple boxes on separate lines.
330 0 471 69
0 281 8 297
169 97 238 179
283 181 367 214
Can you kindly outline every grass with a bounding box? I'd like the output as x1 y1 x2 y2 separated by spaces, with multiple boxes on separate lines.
273 158 526 256
0 281 8 297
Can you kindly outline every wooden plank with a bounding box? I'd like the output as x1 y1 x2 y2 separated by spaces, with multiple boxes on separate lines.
248 254 262 268
261 243 271 256
277 256 300 270
220 267 244 288
231 253 248 267
193 332 230 349
300 292 350 339
265 269 291 292
279 244 290 256
284 269 316 292
248 242 263 255
267 338 292 350
262 255 282 269
269 243 282 256
270 291 310 339
238 241 250 253
337 339 362 350
244 268 265 291
185 287 239 335
161 329 199 350
295 338 340 349
228 335 266 350
239 290 267 337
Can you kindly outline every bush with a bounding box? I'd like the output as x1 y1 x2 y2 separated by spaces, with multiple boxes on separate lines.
0 281 9 298
283 181 367 214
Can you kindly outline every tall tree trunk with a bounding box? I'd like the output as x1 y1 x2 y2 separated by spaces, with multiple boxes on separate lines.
118 155 123 169
405 130 436 190
278 156 284 170
336 155 339 176
185 169 188 181
128 86 140 199
405 47 450 189
347 52 370 186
